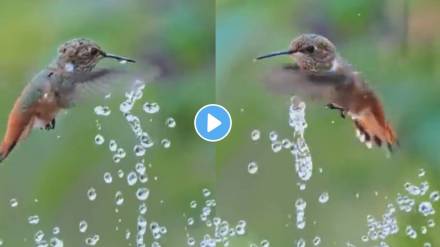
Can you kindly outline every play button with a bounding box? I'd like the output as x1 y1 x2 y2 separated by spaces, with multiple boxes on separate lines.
207 114 221 132
194 104 232 142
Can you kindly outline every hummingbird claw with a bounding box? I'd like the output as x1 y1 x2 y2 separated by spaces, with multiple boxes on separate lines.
326 103 346 119
45 119 56 130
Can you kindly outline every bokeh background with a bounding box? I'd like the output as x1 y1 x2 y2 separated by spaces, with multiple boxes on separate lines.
217 0 440 246
0 0 214 246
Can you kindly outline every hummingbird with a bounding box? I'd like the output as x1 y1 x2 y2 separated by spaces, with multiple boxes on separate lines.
256 33 398 151
0 38 135 162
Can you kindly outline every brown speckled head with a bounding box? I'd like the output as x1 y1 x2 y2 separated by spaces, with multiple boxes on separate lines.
57 38 104 72
256 33 337 72
289 34 336 71
55 38 135 72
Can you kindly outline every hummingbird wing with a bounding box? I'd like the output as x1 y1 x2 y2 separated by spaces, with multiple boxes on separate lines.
264 64 398 151
70 68 121 84
264 64 349 102
64 68 139 106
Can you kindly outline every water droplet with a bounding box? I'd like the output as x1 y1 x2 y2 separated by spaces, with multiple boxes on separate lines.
247 161 258 174
261 239 270 247
103 172 112 184
313 236 321 246
190 200 197 208
117 169 124 178
429 191 439 202
140 133 154 148
161 139 171 148
251 129 260 141
87 187 97 201
9 198 18 208
119 101 133 113
136 188 150 201
139 203 147 214
52 226 60 235
427 219 435 228
418 201 435 216
271 142 282 153
28 215 40 225
116 148 126 158
135 162 146 175
34 230 44 242
143 102 160 114
119 60 128 64
79 220 88 233
109 140 117 152
49 237 63 247
85 234 99 246
94 106 111 116
405 225 417 239
269 131 278 141
296 238 305 247
133 144 146 156
94 134 104 145
165 117 176 128
187 217 195 226
319 192 329 204
187 237 195 246
115 191 124 206
126 172 138 186
282 139 292 149
202 188 211 197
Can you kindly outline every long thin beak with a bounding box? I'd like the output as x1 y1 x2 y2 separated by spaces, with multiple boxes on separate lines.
102 52 136 63
255 49 295 61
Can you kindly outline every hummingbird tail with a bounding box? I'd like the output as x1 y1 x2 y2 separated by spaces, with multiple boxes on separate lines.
353 113 398 152
0 141 17 163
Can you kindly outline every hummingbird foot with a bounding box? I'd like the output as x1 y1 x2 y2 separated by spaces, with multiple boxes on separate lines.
45 119 56 130
326 103 346 119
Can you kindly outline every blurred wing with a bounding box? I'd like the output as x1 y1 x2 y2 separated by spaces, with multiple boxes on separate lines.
70 68 145 103
71 68 120 84
264 64 350 103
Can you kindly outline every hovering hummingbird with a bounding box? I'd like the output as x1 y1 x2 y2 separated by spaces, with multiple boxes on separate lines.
0 38 135 162
256 33 398 151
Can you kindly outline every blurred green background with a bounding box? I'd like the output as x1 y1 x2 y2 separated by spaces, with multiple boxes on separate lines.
217 0 440 246
0 0 214 246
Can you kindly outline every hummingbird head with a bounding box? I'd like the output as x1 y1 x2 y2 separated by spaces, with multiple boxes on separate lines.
256 33 337 72
56 38 135 72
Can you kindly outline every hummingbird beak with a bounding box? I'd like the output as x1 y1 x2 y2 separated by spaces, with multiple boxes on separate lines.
255 49 295 61
102 52 136 63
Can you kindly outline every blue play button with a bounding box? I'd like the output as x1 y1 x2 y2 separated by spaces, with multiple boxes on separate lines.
194 104 232 142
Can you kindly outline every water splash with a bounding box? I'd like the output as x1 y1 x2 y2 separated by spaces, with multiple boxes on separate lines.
183 188 267 247
289 97 312 182
361 171 439 245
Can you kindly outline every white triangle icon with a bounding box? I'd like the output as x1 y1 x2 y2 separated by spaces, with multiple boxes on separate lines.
207 113 221 133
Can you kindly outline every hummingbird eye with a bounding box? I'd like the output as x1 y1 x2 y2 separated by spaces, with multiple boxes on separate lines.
90 48 99 56
304 46 315 53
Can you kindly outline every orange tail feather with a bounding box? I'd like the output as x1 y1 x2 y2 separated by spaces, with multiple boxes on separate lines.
0 100 33 162
353 111 398 151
